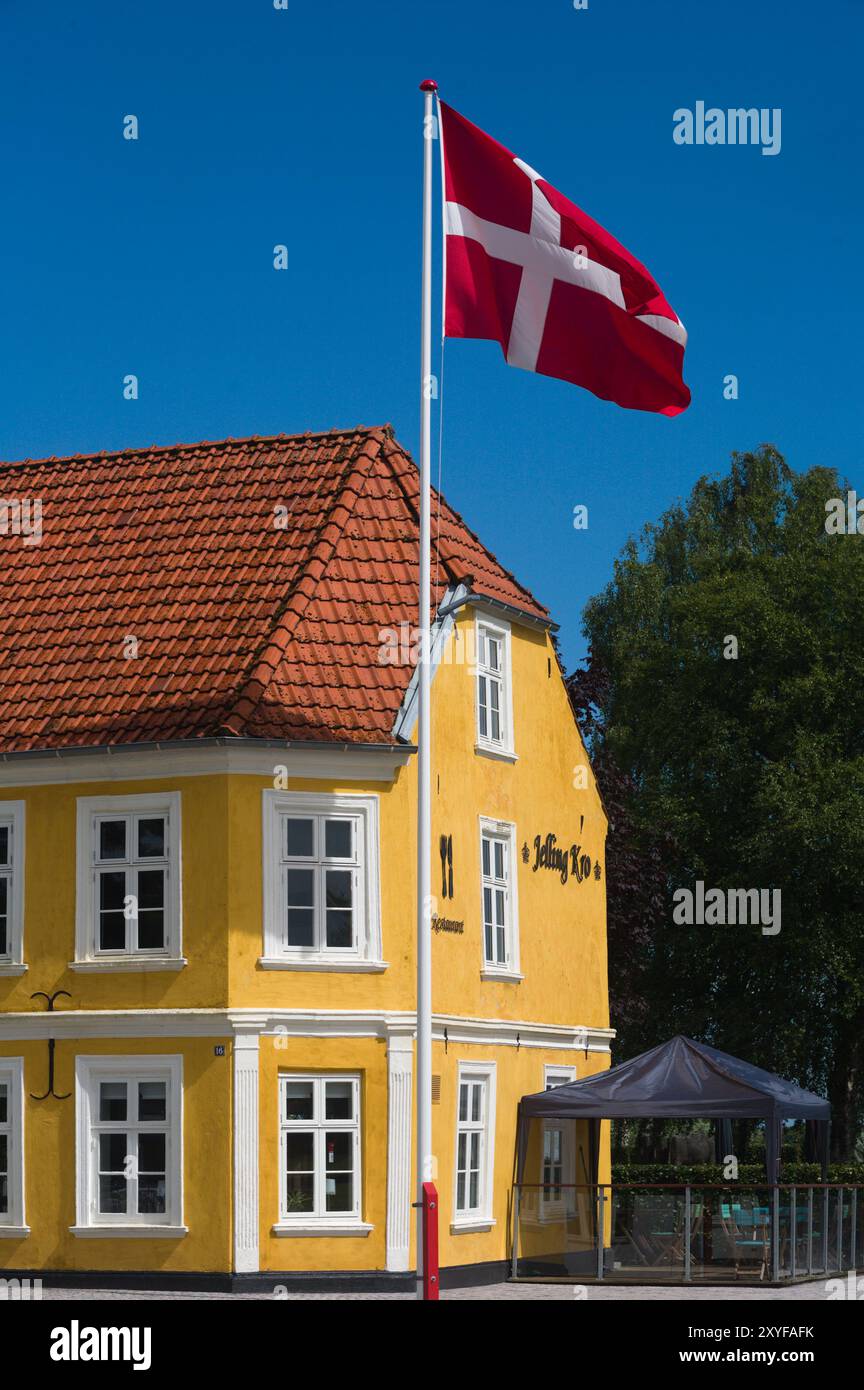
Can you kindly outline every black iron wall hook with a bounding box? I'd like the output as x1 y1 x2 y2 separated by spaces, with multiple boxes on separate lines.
30 990 71 1100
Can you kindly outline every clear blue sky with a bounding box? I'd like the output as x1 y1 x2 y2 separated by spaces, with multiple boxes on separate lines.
2 0 861 667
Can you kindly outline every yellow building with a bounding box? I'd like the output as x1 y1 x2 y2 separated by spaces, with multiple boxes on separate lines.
0 426 612 1289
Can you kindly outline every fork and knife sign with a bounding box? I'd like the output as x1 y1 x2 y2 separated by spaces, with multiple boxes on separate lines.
439 834 453 899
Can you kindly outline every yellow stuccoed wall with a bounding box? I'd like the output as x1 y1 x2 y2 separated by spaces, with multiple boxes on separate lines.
0 609 611 1275
0 1038 231 1273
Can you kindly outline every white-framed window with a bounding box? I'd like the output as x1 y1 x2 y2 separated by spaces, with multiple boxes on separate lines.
278 1075 362 1224
262 792 382 968
541 1066 576 1214
475 616 514 756
478 818 520 978
452 1061 496 1230
74 1055 184 1235
0 802 26 969
75 793 182 965
0 1058 26 1231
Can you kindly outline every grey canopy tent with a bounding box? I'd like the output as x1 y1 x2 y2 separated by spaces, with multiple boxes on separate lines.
518 1035 831 1183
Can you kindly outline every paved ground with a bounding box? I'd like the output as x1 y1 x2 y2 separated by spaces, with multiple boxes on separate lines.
31 1280 834 1301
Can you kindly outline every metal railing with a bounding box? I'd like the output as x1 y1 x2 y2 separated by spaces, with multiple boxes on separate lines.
510 1183 864 1284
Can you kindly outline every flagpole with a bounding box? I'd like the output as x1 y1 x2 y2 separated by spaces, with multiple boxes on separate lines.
416 76 437 1300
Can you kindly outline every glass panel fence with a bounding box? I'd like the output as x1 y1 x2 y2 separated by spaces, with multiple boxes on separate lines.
512 1185 864 1283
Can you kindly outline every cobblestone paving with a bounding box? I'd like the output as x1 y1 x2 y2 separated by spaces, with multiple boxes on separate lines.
34 1280 831 1301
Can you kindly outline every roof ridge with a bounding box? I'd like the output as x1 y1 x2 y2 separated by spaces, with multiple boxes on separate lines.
379 434 549 618
0 424 392 472
216 432 388 735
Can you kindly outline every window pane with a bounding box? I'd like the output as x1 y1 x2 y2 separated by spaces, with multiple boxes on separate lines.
99 1132 127 1172
284 1082 314 1121
138 1174 166 1215
99 1174 127 1214
286 818 314 858
324 819 352 859
488 636 501 671
0 1083 6 1123
138 1133 166 1173
456 1171 465 1210
99 1082 127 1122
99 819 126 860
136 869 165 949
481 838 490 877
285 1133 314 1171
0 1133 7 1169
471 1085 481 1123
493 841 504 879
477 677 488 738
458 1084 468 1124
325 1132 353 1171
0 826 8 864
286 868 315 947
325 870 353 948
469 1169 479 1210
284 1172 314 1212
137 818 165 859
326 1172 353 1213
138 1082 166 1122
490 685 501 742
99 871 127 950
325 1082 353 1120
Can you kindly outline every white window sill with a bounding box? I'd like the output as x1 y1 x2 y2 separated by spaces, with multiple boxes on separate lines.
271 1222 374 1238
0 963 27 976
70 1225 188 1239
0 1225 30 1238
69 958 187 973
258 957 387 973
450 1218 496 1235
480 968 524 983
474 743 517 764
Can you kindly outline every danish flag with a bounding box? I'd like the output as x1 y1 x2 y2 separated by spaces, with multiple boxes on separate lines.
440 102 690 415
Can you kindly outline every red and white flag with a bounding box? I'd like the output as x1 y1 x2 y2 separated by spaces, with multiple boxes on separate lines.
440 102 690 415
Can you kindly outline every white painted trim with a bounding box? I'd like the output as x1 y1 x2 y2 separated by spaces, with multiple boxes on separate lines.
69 1225 188 1239
233 1033 260 1274
0 742 413 789
0 1007 615 1049
0 1057 25 1232
74 1054 183 1233
0 1226 30 1238
262 790 382 966
257 957 387 974
450 1219 496 1234
0 965 27 977
69 958 187 974
474 613 515 758
277 1073 361 1225
74 791 182 966
385 1034 413 1272
453 1060 497 1226
0 802 26 968
271 1222 373 1238
473 746 518 765
478 816 521 978
543 1064 577 1088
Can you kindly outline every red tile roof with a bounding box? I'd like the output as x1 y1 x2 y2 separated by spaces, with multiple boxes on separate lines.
0 426 549 751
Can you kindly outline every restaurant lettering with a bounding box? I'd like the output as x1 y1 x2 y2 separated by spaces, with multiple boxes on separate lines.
526 833 600 886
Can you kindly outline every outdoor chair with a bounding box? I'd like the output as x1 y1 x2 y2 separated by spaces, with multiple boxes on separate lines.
719 1202 769 1280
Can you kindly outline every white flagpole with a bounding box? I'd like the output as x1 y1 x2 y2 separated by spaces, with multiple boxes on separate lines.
416 76 437 1300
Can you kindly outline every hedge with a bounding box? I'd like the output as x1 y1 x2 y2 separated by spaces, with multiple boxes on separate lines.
612 1163 864 1185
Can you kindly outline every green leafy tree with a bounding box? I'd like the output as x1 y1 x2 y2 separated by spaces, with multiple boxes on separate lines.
580 445 864 1157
